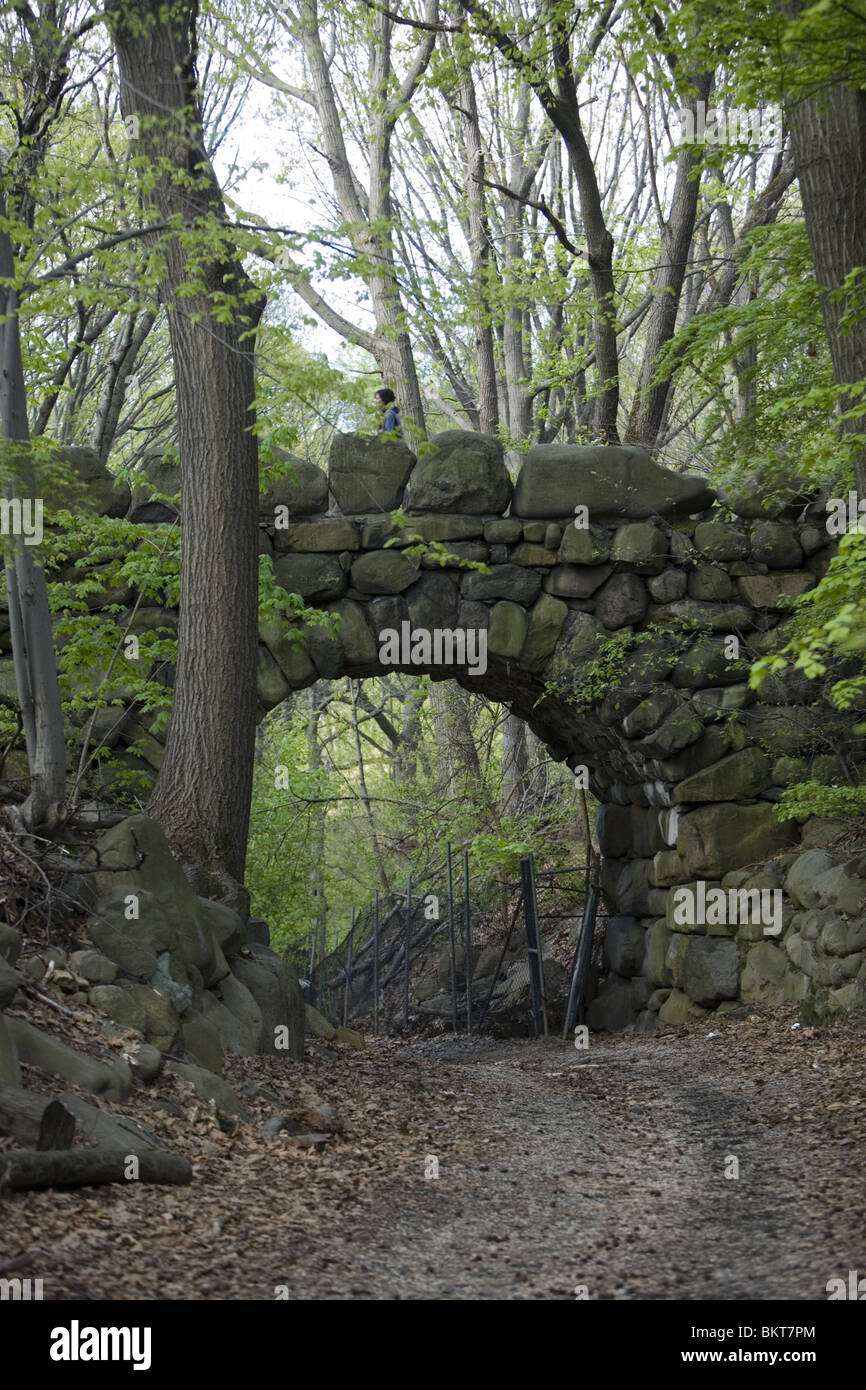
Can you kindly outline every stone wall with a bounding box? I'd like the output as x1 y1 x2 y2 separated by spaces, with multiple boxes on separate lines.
2 432 863 1029
0 814 310 1112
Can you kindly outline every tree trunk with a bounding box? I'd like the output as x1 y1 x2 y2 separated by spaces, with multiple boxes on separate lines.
428 681 481 797
624 80 712 452
0 192 67 834
500 711 528 814
393 681 425 784
0 1147 192 1191
111 0 263 910
348 679 390 895
296 0 429 441
787 84 866 491
458 67 499 435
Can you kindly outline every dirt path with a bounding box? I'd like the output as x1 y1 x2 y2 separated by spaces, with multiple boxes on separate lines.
2 1009 864 1300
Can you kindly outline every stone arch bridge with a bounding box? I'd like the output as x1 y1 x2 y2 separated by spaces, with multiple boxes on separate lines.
3 432 861 1029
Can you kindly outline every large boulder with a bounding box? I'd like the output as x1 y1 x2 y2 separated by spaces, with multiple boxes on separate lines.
59 1093 160 1151
586 974 644 1032
462 564 541 605
610 522 668 573
181 1014 224 1074
603 918 647 977
260 450 329 519
209 973 263 1055
673 748 771 803
677 802 799 878
405 431 512 513
0 924 21 965
406 572 460 631
169 1061 251 1119
682 936 740 1005
230 955 305 1059
6 1017 131 1100
595 572 649 628
513 445 715 520
259 616 318 688
350 550 419 594
257 645 291 709
83 818 234 988
273 553 346 602
543 610 605 686
305 1003 337 1040
521 594 568 671
0 956 22 1010
0 1014 20 1086
784 849 836 908
488 601 528 659
740 941 789 1004
43 445 132 519
329 433 415 513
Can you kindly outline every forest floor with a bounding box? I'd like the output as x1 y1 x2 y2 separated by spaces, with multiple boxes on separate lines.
1 1005 864 1301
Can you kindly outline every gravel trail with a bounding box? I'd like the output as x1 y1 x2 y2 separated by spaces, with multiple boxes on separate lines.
3 1010 863 1301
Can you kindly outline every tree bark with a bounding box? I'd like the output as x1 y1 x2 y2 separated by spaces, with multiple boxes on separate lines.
394 681 426 783
111 0 264 909
500 710 528 814
624 78 713 452
0 188 67 834
0 1147 192 1190
786 84 866 491
457 64 499 435
347 679 390 894
428 680 481 796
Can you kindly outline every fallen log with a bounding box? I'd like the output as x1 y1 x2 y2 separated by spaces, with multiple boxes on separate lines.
0 1147 192 1192
0 1086 56 1146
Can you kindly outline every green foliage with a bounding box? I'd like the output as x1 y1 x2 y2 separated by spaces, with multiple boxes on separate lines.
751 528 866 714
384 511 490 572
468 828 536 882
750 527 866 822
543 630 634 714
656 221 861 498
774 778 866 823
246 709 345 949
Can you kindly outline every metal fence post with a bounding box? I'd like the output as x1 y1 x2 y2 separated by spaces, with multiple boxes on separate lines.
308 928 317 1006
463 848 472 1034
318 895 327 1016
403 874 412 1029
343 906 355 1027
446 844 458 1033
373 890 380 1037
520 854 547 1037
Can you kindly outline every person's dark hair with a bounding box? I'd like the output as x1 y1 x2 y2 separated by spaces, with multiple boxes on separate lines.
375 387 396 405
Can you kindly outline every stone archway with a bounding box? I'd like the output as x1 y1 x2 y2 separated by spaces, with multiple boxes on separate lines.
250 431 857 1028
8 433 861 1028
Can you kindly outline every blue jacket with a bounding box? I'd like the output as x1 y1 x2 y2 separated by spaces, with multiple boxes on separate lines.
382 406 403 438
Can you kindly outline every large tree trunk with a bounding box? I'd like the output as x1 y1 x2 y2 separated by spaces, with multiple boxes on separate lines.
787 84 866 491
111 0 263 910
0 192 67 834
